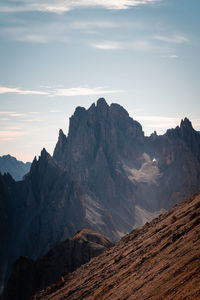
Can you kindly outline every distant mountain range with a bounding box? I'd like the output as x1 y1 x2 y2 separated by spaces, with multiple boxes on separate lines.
1 98 200 294
0 155 31 181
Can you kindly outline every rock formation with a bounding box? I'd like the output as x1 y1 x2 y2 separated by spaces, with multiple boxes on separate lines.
4 229 113 300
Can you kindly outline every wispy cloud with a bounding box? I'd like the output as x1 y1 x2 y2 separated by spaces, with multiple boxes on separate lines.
29 111 40 115
0 111 25 117
0 85 123 97
0 18 147 43
0 130 28 143
52 87 123 96
69 20 121 30
162 54 179 59
0 86 49 95
0 0 160 14
91 41 123 50
1 24 70 43
90 38 170 53
153 35 188 44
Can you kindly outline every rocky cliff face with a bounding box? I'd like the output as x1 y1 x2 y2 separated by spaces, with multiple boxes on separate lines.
4 229 113 300
33 192 200 300
1 98 200 295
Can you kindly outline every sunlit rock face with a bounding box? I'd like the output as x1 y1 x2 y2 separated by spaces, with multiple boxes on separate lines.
1 99 200 294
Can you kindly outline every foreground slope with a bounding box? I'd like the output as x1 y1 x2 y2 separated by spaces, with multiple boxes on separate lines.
34 192 200 300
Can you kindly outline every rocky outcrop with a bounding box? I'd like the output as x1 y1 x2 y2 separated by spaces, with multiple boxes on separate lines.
4 229 113 300
34 191 200 300
0 155 31 181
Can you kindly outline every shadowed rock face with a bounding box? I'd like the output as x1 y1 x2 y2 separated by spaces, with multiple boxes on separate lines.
33 192 200 300
1 99 200 294
4 229 113 300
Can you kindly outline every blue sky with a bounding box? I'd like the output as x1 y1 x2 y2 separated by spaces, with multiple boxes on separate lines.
0 0 200 162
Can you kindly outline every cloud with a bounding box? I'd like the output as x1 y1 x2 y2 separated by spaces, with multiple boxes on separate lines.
0 0 160 14
0 85 122 97
69 21 121 30
0 130 28 143
0 111 25 117
131 40 158 52
49 110 61 113
0 86 49 95
91 41 123 50
1 24 70 43
0 111 15 115
52 86 123 96
9 113 25 117
3 126 22 130
0 18 146 44
153 35 188 44
90 38 171 52
162 54 179 59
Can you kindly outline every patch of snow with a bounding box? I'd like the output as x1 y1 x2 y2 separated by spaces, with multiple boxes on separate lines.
123 153 161 184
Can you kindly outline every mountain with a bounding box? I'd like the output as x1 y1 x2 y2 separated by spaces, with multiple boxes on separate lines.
33 191 200 300
4 229 113 300
1 98 200 294
0 155 31 181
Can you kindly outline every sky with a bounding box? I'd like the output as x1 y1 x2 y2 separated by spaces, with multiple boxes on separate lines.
0 0 200 162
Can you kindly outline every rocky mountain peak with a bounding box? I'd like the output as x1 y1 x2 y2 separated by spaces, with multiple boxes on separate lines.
180 117 193 130
73 106 86 119
53 129 67 163
97 97 108 106
40 148 49 159
96 98 109 115
29 148 58 182
110 103 129 117
58 128 65 137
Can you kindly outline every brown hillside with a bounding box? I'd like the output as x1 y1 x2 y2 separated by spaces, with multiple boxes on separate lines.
33 192 200 300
